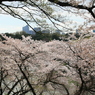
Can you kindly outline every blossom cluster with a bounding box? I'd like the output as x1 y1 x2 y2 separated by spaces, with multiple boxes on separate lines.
1 35 95 95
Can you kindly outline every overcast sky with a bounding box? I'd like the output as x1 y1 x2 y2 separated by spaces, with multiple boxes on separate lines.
0 14 86 34
0 0 93 34
0 14 27 33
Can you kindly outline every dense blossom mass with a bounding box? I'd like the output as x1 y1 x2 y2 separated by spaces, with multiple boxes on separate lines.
0 35 95 95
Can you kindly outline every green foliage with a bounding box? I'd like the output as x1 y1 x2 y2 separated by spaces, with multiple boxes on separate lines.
0 34 6 41
32 31 52 41
4 31 30 40
51 33 61 40
1 31 75 42
74 33 80 38
69 80 80 86
84 36 91 39
63 33 70 38
32 32 63 41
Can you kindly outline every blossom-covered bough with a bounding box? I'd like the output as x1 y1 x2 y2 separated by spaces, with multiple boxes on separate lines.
0 35 95 95
0 0 95 32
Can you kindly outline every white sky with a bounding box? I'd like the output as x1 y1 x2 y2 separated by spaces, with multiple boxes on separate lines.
0 14 27 33
0 13 86 33
0 1 90 34
0 0 94 34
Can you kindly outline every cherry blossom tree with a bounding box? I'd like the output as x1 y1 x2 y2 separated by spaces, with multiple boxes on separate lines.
0 35 95 95
48 0 95 18
0 1 95 95
0 0 95 32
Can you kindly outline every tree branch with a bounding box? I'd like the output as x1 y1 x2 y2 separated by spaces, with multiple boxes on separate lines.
48 0 95 19
17 64 36 95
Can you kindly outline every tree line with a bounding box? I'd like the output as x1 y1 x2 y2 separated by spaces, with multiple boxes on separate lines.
0 31 82 41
